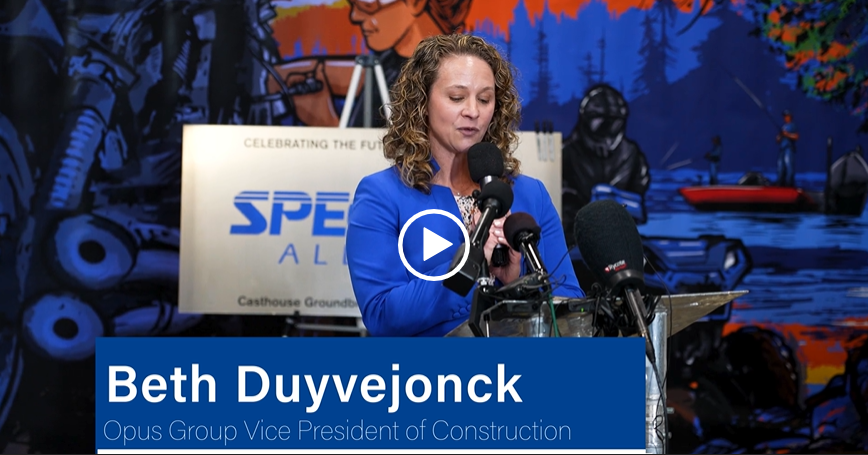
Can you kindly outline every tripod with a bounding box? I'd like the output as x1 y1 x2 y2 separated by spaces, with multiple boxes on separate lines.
284 55 393 338
339 55 392 128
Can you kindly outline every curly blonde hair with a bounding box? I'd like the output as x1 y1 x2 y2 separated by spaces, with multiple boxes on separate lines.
382 33 522 193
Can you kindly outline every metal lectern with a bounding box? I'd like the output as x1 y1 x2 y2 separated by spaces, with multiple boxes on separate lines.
444 290 749 454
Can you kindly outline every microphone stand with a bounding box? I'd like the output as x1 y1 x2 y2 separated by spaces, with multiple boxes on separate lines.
614 285 667 455
623 286 656 362
468 256 497 337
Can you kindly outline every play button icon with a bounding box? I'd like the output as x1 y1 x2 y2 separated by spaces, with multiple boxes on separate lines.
398 209 470 281
423 228 452 261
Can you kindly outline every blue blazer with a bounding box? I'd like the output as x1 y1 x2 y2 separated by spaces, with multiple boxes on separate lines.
346 165 585 337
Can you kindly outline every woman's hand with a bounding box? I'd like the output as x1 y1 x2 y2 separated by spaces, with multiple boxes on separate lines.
471 210 522 284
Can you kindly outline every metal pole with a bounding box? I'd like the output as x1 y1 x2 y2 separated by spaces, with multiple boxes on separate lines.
646 304 669 453
363 55 373 128
373 62 392 123
338 58 364 128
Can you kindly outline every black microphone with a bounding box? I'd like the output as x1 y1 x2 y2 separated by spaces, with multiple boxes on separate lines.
468 142 503 187
466 142 513 251
468 143 510 267
573 199 655 361
469 180 513 248
443 143 514 297
444 180 513 296
503 212 548 279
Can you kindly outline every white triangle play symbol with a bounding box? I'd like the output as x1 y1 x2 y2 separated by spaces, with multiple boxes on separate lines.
423 228 452 261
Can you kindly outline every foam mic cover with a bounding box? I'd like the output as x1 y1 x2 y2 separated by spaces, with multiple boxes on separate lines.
468 142 504 183
503 212 548 278
478 179 513 218
503 212 540 250
573 199 645 293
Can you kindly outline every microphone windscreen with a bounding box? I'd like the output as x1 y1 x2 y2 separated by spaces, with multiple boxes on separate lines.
503 212 540 251
478 179 513 217
573 199 644 290
468 142 504 183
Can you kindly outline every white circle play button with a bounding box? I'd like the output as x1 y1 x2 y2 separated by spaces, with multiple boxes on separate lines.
422 227 452 261
398 209 470 281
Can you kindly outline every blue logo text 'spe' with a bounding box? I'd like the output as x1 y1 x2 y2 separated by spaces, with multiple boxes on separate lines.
229 191 350 237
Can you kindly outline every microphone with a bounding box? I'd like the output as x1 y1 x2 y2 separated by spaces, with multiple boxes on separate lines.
573 199 655 361
503 212 548 279
468 142 503 187
443 143 514 296
469 179 513 249
468 143 510 268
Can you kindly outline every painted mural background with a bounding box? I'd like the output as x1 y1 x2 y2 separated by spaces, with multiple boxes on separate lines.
0 0 866 452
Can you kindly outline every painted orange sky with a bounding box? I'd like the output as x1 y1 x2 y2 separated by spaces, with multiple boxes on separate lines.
465 0 715 38
271 0 692 56
465 0 663 30
272 3 364 57
272 0 719 58
723 320 868 387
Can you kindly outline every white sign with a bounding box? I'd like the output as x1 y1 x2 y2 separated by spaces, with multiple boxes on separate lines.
179 125 562 317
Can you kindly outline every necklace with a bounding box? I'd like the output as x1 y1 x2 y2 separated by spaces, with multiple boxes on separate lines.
454 186 477 197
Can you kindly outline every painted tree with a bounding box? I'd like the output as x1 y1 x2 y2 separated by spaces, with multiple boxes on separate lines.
531 17 556 104
597 29 608 83
632 13 666 97
740 0 868 132
654 0 678 77
580 51 597 90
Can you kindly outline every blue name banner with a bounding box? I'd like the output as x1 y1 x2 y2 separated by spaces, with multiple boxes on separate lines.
96 337 646 452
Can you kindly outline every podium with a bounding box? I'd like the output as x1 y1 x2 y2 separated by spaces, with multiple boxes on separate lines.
444 290 749 454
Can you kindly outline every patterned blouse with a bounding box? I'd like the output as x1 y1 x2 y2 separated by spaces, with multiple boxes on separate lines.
455 195 477 231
